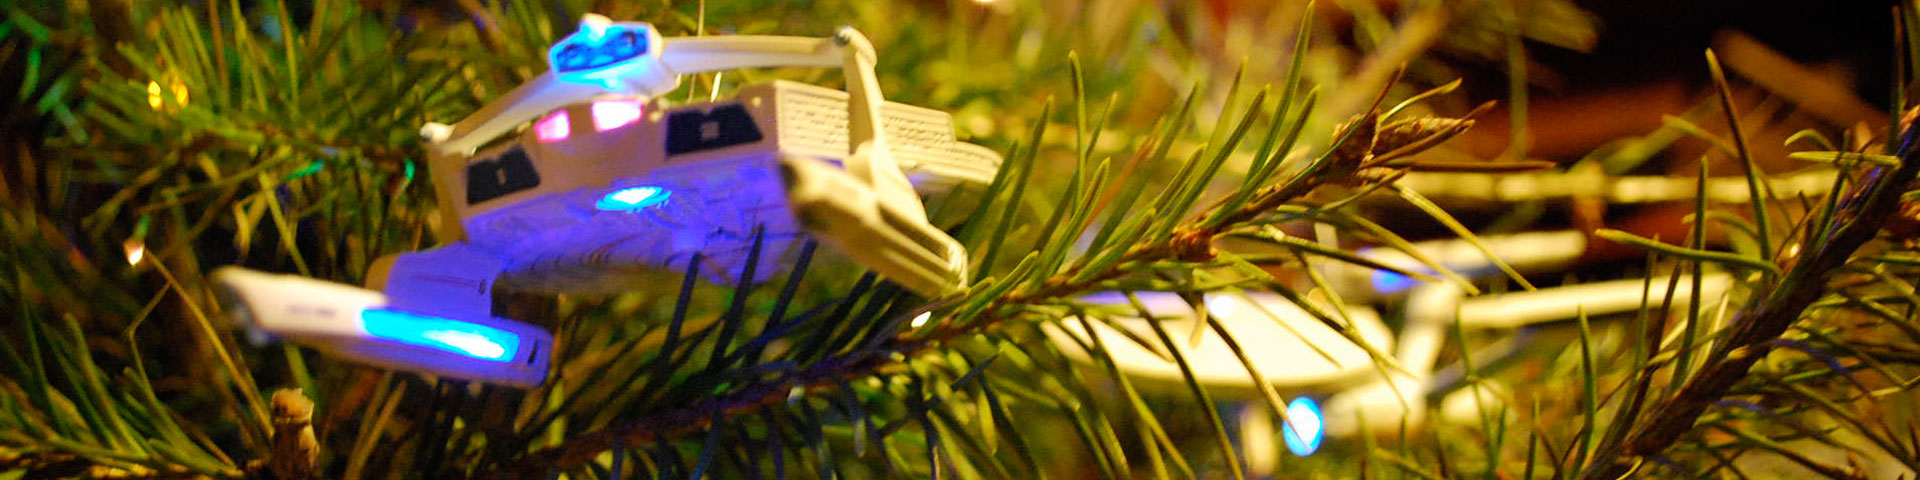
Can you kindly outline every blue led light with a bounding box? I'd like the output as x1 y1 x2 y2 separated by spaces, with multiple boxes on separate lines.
360 309 520 362
596 186 669 211
1371 269 1417 294
1283 397 1325 456
551 28 649 75
549 22 656 88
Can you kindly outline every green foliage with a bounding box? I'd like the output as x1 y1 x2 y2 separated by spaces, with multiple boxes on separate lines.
11 1 1920 479
3 1 1356 477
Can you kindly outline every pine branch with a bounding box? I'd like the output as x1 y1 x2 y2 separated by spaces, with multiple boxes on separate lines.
1580 119 1920 479
0 451 212 479
484 94 1498 476
6 1 1572 477
486 349 895 479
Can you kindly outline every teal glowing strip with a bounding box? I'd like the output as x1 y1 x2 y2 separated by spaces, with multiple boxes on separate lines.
360 309 519 362
596 186 669 211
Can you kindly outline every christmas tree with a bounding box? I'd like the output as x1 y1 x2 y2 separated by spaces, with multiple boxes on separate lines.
7 1 1920 478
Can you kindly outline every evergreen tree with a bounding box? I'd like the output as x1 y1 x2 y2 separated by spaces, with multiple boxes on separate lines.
5 1 1920 479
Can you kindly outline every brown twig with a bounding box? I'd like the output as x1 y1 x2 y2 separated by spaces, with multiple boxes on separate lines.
260 388 317 480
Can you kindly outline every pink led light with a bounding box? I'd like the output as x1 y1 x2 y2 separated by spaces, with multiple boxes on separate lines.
591 99 645 131
534 111 571 142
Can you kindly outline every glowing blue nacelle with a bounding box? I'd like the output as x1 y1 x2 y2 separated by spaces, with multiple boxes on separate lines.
212 268 552 387
360 309 523 362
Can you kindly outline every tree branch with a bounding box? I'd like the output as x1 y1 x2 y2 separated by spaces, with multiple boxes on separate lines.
1581 122 1920 479
484 106 1493 478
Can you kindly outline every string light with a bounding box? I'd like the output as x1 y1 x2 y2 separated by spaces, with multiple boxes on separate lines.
146 81 163 110
123 239 146 266
146 80 188 110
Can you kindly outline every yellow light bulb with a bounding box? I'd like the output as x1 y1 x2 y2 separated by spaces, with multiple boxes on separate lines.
147 80 188 110
146 81 163 110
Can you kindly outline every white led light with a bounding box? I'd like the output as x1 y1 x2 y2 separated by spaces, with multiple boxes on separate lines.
910 311 932 328
580 14 612 42
1206 294 1240 318
591 99 645 131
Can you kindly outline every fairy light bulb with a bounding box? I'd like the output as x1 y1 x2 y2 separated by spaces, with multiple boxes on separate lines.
124 239 146 266
147 81 164 110
146 80 188 110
